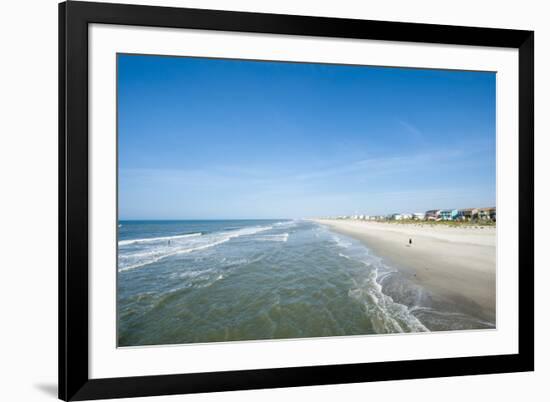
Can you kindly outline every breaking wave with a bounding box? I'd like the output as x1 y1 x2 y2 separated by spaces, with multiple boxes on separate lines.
333 234 429 333
118 225 272 272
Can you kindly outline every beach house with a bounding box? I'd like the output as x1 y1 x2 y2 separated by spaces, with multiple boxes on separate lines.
440 209 458 220
425 209 441 221
413 212 425 220
457 208 478 221
478 207 496 221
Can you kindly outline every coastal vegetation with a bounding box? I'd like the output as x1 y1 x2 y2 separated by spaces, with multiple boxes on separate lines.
384 219 496 228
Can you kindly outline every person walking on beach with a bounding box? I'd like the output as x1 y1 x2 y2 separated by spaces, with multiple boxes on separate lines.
409 238 412 245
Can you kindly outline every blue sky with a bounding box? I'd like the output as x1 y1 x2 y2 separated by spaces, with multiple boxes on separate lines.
118 54 496 220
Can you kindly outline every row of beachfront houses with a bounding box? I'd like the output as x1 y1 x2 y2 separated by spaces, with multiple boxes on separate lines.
335 207 496 222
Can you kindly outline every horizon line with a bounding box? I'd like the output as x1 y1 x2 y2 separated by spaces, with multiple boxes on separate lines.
118 218 294 221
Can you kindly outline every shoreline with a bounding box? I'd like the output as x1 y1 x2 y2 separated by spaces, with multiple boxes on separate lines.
313 219 496 324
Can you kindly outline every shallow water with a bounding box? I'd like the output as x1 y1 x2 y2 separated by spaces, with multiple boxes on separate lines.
117 219 493 346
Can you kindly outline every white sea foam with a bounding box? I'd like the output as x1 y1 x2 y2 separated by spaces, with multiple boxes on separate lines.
348 266 429 333
173 238 231 255
255 233 289 242
118 225 273 272
274 220 297 229
333 233 428 333
119 232 202 246
408 306 495 328
332 235 352 249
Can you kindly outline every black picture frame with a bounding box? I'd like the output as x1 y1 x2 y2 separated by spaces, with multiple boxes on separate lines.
59 1 534 400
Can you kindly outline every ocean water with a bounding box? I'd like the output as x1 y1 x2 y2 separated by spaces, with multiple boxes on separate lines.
117 219 493 347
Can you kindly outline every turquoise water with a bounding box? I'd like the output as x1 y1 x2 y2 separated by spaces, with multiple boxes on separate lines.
117 219 492 346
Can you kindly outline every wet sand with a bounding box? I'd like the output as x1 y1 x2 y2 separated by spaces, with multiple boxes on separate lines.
314 219 496 323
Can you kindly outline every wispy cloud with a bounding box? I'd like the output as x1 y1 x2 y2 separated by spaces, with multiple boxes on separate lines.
292 149 467 182
121 146 479 190
398 120 424 139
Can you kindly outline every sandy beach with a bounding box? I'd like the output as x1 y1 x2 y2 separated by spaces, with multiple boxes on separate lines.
314 219 496 324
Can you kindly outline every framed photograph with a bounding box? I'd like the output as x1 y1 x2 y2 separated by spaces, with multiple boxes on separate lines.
59 1 534 400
